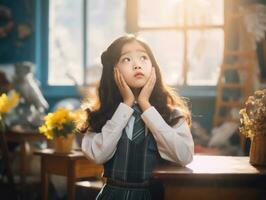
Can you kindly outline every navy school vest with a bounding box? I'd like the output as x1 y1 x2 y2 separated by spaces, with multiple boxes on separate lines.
103 128 160 183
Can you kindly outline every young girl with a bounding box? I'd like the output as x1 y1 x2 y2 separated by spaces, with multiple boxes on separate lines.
80 34 194 200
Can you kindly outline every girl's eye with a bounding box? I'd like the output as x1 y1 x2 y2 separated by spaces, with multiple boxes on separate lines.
140 55 148 61
121 57 131 63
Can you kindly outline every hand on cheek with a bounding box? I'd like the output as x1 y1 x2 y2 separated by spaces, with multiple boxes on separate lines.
138 67 156 111
113 67 135 107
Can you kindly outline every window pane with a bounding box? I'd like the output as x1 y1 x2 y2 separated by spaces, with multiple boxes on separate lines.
186 0 224 26
138 31 184 85
139 0 184 27
49 0 83 85
86 0 126 85
187 29 224 85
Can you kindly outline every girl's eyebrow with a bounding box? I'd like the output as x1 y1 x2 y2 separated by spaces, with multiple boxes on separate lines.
121 49 147 56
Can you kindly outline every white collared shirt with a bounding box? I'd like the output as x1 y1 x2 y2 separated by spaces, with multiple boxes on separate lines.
82 103 194 166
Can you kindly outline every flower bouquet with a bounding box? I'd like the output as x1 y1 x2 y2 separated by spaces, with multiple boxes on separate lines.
239 89 266 165
39 108 80 153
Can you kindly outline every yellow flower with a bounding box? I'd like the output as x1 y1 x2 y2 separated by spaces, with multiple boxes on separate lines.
0 94 9 113
0 90 20 114
39 124 54 140
39 107 79 139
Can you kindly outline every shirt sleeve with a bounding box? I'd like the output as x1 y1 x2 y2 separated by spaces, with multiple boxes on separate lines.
81 103 134 164
141 106 194 166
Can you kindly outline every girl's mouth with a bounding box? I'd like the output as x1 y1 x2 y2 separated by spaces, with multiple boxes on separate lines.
134 72 144 78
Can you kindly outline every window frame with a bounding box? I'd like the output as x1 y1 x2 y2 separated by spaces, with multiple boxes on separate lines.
126 0 224 96
35 0 83 98
36 0 221 98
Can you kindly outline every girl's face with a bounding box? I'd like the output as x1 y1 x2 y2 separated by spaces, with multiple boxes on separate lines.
115 40 153 89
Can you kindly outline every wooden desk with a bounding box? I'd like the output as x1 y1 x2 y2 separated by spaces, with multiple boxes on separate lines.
34 149 103 200
5 129 46 188
153 155 266 200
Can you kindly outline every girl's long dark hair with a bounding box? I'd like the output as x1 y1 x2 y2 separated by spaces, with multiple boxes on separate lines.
78 34 191 133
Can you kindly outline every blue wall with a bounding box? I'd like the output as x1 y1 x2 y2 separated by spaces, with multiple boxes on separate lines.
0 0 35 63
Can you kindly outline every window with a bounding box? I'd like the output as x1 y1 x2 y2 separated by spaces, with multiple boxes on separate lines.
86 0 126 85
136 0 224 86
48 0 125 86
47 0 224 87
49 0 84 85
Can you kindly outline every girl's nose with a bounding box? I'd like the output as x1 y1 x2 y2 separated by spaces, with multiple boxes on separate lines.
133 65 141 70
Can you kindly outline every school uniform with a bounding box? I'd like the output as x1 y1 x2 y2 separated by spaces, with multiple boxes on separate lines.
82 103 194 200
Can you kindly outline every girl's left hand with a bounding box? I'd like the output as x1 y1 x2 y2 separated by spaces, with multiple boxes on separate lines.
138 67 156 111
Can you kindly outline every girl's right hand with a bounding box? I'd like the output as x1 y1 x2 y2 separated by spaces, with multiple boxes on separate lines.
113 67 135 107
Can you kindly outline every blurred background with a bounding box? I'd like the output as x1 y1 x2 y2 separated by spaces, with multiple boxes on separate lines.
0 0 266 199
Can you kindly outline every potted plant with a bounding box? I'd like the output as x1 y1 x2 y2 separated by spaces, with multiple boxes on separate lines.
39 108 80 153
239 89 266 166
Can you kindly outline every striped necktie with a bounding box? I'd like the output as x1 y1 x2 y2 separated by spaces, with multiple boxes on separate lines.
132 104 145 143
